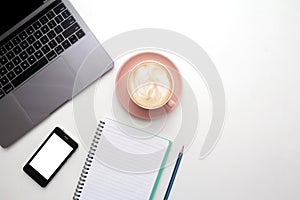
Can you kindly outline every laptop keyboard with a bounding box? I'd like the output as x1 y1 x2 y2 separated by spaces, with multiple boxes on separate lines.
0 0 85 99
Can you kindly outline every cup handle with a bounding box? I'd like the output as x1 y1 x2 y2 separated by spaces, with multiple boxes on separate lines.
164 98 176 111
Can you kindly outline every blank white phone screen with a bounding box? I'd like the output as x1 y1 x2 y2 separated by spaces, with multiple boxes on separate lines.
30 133 73 179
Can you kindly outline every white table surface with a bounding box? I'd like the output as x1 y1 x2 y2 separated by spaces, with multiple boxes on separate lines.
1 0 300 199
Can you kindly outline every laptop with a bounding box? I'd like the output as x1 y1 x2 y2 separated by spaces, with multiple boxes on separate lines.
0 0 114 148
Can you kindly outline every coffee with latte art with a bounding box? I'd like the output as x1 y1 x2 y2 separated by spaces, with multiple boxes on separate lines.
127 61 174 109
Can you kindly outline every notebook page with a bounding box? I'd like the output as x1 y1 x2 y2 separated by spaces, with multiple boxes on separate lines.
80 118 170 200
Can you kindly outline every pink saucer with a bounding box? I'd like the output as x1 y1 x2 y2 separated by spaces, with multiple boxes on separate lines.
115 52 182 120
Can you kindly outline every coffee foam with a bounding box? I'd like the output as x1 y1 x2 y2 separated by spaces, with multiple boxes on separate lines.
128 61 173 109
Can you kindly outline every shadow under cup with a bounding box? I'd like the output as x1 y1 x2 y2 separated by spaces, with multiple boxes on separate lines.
127 61 175 110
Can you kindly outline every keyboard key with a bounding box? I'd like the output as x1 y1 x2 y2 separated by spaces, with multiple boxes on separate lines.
0 56 8 65
55 34 64 44
46 50 56 61
54 25 63 34
0 89 4 99
40 16 49 24
34 30 43 39
12 56 21 65
46 10 55 19
41 45 50 54
48 20 57 29
0 47 7 55
7 71 16 81
13 46 22 55
3 83 13 94
26 46 35 55
27 35 36 44
5 42 14 51
12 57 48 88
20 51 28 60
54 45 64 55
20 60 30 70
41 35 50 45
69 34 78 44
28 55 37 64
12 36 21 46
0 76 9 86
76 29 85 39
0 67 8 76
33 40 42 50
61 9 70 19
49 40 58 49
13 66 23 75
61 16 75 29
6 51 15 60
54 3 66 14
19 31 28 40
62 23 80 38
54 15 64 24
62 40 71 49
20 41 29 49
5 62 14 71
47 30 56 40
34 50 43 59
41 25 50 34
26 26 35 35
33 21 42 30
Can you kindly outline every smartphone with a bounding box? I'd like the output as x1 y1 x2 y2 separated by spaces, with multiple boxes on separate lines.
23 127 78 187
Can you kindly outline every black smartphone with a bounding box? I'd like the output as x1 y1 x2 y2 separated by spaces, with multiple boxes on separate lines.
23 127 78 187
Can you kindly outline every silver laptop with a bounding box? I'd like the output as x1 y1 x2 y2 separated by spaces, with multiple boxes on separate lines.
0 0 114 148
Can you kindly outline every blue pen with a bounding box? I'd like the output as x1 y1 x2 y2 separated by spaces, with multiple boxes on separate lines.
163 146 184 200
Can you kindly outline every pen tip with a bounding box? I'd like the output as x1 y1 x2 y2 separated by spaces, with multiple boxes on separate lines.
180 146 184 153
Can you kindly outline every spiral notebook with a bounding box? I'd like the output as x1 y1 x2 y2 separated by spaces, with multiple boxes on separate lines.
73 117 171 200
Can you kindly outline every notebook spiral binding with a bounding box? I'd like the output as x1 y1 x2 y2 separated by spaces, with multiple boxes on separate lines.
73 120 105 200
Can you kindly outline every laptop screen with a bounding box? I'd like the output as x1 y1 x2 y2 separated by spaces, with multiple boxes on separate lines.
0 0 44 36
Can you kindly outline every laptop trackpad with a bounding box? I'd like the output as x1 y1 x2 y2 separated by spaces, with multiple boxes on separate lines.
14 58 75 124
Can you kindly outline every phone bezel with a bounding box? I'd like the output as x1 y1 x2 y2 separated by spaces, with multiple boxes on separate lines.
23 127 78 187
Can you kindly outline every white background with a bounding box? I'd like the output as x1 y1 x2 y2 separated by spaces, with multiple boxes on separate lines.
1 0 300 199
